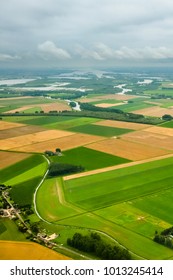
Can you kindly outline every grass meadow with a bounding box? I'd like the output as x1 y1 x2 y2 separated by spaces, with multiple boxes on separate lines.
159 120 173 128
111 98 155 112
1 154 48 206
67 124 133 137
36 177 83 222
64 157 173 210
0 219 26 241
51 147 131 171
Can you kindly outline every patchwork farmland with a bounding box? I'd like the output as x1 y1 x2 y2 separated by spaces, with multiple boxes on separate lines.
1 71 173 260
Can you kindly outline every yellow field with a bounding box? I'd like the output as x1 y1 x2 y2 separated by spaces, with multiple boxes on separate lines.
93 119 151 130
12 133 105 153
132 106 173 117
0 130 74 150
6 101 71 113
86 138 171 161
122 130 173 150
0 151 31 169
0 241 71 260
144 126 173 137
95 102 125 108
0 125 46 140
0 121 25 130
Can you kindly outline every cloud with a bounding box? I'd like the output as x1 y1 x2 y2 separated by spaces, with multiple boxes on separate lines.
38 41 71 60
0 54 21 62
1 1 173 67
76 44 173 61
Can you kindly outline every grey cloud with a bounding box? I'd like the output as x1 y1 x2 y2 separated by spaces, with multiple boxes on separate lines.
38 41 71 59
0 53 21 62
1 0 173 67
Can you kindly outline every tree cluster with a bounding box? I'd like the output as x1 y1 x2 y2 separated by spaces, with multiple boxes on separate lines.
48 163 84 177
153 227 173 249
67 232 131 260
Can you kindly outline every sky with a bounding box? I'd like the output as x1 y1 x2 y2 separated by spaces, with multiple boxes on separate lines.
1 0 173 68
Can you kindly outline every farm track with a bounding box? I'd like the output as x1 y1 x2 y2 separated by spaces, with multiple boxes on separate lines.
64 153 173 181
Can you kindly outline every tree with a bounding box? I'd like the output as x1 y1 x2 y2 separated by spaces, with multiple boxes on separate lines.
162 114 173 121
55 148 61 153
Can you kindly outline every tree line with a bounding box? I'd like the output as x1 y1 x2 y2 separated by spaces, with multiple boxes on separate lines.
48 163 84 177
67 232 131 260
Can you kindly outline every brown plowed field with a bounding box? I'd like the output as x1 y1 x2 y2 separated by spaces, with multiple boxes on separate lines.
0 125 46 140
86 138 171 161
93 120 151 130
0 121 25 130
122 130 173 150
64 153 173 181
6 101 71 113
144 126 173 137
0 241 71 260
132 106 173 117
0 130 74 150
0 151 31 169
12 133 105 153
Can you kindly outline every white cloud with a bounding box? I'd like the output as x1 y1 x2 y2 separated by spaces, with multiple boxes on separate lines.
0 54 21 61
38 41 71 60
76 44 173 62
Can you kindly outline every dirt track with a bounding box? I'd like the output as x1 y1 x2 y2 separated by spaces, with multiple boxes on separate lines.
64 153 173 181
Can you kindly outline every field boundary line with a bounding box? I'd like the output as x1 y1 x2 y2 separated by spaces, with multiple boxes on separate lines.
64 153 173 180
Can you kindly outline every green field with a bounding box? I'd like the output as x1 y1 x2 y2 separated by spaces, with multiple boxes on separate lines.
53 156 173 259
64 157 173 210
67 124 133 137
36 177 83 222
111 98 155 112
51 147 131 171
0 218 26 241
0 154 48 206
4 116 100 130
10 176 42 206
0 155 46 183
0 97 54 113
144 89 173 97
15 115 76 126
159 120 173 128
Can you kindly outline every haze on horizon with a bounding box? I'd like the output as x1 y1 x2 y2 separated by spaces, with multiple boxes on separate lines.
1 0 173 69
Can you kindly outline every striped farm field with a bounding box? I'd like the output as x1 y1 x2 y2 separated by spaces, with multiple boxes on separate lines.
13 133 105 153
0 129 74 150
122 130 173 150
86 138 171 161
0 241 71 260
1 154 48 206
0 154 47 183
63 156 173 210
0 125 46 140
